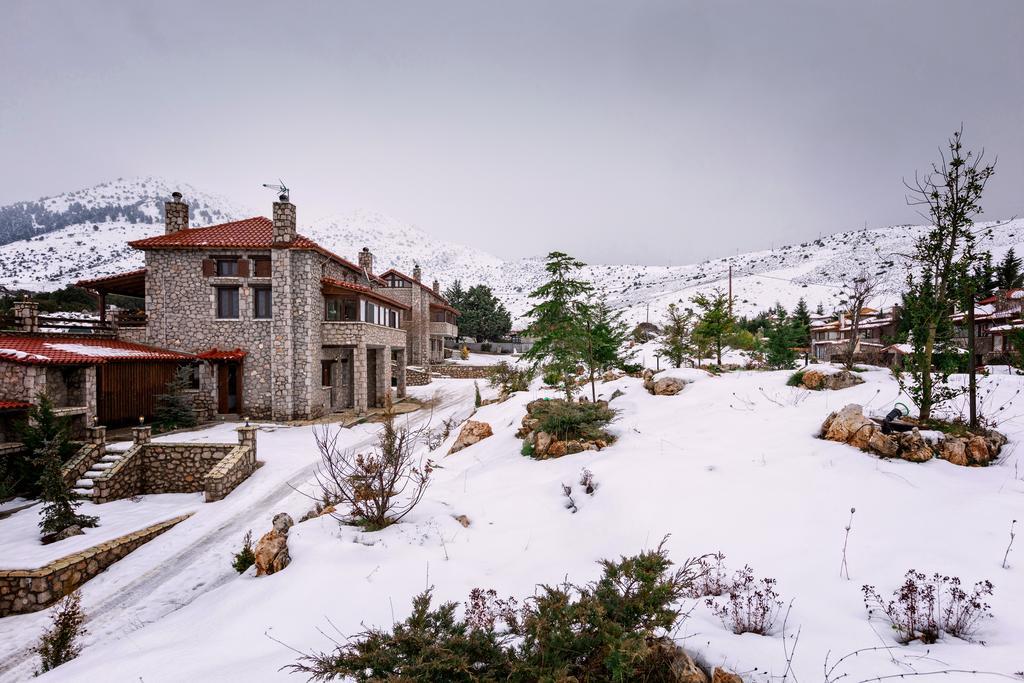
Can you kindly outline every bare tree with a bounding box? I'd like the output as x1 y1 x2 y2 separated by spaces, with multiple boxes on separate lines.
311 393 434 531
840 270 879 370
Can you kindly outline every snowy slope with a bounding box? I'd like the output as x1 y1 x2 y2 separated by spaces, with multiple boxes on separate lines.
2 178 1023 329
1 370 1021 682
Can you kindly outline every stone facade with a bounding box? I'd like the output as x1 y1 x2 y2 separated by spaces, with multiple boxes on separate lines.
0 514 192 617
379 267 459 368
0 361 95 436
129 197 414 419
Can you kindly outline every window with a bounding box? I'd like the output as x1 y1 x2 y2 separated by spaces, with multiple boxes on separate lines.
216 287 240 319
253 287 272 319
389 310 398 328
364 301 376 323
252 257 272 277
321 360 334 387
326 297 359 321
216 259 239 276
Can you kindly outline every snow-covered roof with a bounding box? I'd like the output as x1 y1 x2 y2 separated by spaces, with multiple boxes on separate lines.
0 336 194 365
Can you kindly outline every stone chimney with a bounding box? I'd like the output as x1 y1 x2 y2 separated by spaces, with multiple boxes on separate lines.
359 247 374 275
272 195 296 244
412 264 422 282
432 279 440 295
165 191 189 235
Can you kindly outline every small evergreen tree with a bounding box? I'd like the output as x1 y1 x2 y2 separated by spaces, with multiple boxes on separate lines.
232 530 256 574
455 284 512 342
581 300 634 402
764 311 798 370
34 591 86 675
153 365 197 432
691 288 734 365
997 248 1023 290
658 303 695 368
523 252 593 399
443 279 467 312
791 298 812 347
15 395 77 498
474 381 482 408
38 438 97 537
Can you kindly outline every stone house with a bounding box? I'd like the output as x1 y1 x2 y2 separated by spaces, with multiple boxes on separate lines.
378 265 459 365
810 307 900 363
75 192 456 421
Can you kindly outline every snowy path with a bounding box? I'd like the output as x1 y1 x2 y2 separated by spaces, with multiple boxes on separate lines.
0 382 472 682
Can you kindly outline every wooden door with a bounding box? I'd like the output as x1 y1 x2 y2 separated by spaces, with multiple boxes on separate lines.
217 362 242 414
366 349 377 408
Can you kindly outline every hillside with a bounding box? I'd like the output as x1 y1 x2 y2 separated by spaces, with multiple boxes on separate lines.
2 178 1022 326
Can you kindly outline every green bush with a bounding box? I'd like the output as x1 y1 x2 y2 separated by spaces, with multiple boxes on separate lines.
487 361 534 394
786 370 806 387
532 400 617 442
232 530 256 574
289 542 708 682
520 440 535 457
34 591 86 675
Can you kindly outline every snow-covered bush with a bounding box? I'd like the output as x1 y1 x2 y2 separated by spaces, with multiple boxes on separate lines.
231 530 255 574
706 565 783 635
532 400 617 443
34 591 86 675
487 361 533 394
311 395 434 531
862 570 994 644
288 541 710 681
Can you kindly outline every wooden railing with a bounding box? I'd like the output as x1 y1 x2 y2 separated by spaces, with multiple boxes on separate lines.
114 310 147 328
37 315 115 335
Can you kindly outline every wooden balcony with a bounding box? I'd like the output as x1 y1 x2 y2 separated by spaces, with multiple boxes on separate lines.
430 321 459 338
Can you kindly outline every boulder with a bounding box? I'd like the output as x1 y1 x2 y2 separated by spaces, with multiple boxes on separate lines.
937 437 968 466
896 429 933 463
448 420 494 454
272 512 294 535
546 440 568 458
801 370 827 390
254 530 291 576
867 430 899 458
966 435 993 465
652 376 687 396
534 431 553 456
712 669 744 683
821 404 876 448
53 525 85 542
647 638 709 683
454 514 471 528
564 440 585 454
803 369 865 391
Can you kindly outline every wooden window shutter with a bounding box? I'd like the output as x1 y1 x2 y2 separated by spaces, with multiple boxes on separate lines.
202 259 215 277
237 258 250 277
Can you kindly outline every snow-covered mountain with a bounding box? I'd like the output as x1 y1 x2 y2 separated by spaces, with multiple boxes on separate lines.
2 177 1022 328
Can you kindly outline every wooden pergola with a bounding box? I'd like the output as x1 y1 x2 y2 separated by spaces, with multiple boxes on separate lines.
75 269 146 323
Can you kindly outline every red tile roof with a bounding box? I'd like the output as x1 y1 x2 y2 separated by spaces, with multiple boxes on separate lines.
196 347 247 361
127 217 383 284
75 268 147 297
320 278 411 311
0 399 32 411
0 336 194 365
378 268 455 306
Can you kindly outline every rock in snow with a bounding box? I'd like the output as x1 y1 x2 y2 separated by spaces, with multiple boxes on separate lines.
448 420 494 454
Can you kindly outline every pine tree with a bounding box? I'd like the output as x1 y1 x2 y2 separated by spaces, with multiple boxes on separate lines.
996 248 1023 290
456 285 512 342
791 298 812 347
658 303 695 368
523 252 593 399
17 395 77 498
153 365 197 432
34 591 86 675
691 288 734 365
38 438 97 537
581 300 634 401
764 310 797 370
443 280 466 311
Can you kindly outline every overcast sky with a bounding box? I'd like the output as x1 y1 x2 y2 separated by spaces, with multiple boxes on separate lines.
2 1 1022 265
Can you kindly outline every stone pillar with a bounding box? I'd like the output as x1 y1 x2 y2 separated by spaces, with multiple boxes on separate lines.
380 346 392 406
353 341 368 414
272 197 296 244
396 348 407 398
164 192 189 234
236 424 257 461
132 425 152 445
12 300 39 333
86 425 106 445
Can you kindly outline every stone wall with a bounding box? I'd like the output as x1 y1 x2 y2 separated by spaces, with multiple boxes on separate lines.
0 514 192 617
90 425 258 503
435 365 495 379
0 363 97 434
406 366 432 386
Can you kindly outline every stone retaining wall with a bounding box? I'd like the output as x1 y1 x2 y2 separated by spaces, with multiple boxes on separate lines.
435 364 495 379
90 425 258 503
406 367 432 386
0 514 192 617
61 443 102 489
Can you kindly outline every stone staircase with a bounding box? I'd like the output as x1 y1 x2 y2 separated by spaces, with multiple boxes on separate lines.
71 452 126 500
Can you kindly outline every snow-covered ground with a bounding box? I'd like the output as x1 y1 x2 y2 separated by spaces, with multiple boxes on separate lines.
444 351 524 366
2 369 1022 681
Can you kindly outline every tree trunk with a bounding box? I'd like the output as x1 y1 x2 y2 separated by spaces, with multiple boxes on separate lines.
919 322 938 422
968 298 977 428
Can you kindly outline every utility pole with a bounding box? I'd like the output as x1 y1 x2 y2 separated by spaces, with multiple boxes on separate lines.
728 265 733 317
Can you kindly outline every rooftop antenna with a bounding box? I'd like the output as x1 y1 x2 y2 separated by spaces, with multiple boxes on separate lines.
261 179 290 201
